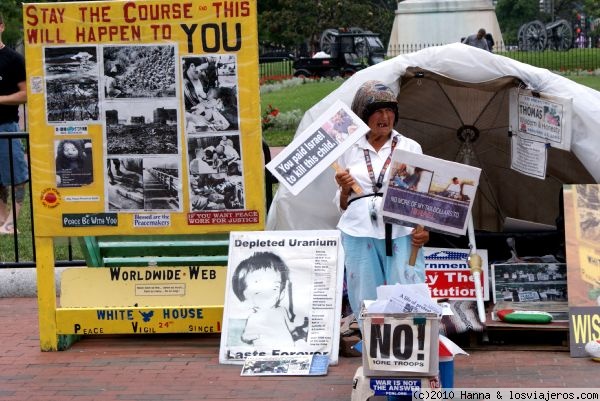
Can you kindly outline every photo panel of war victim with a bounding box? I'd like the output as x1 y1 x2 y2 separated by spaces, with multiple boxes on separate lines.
181 54 240 135
266 100 368 196
43 46 100 123
219 230 344 365
54 139 93 187
187 134 244 211
104 99 181 212
102 44 177 99
102 43 182 214
381 150 481 236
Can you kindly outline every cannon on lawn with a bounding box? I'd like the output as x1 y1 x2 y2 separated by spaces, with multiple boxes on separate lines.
518 19 573 51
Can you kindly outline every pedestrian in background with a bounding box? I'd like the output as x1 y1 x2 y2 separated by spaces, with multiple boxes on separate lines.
0 13 28 235
462 28 490 51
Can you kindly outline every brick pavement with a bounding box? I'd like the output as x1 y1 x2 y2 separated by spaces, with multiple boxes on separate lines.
0 297 598 401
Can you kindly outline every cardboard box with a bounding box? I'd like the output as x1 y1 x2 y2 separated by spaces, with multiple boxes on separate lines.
361 312 439 377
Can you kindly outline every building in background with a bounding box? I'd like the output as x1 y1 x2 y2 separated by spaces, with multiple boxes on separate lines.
388 0 503 55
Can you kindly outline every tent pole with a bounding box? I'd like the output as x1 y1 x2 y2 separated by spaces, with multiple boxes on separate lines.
467 213 486 323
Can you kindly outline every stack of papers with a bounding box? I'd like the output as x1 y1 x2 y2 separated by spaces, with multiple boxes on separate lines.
365 283 444 316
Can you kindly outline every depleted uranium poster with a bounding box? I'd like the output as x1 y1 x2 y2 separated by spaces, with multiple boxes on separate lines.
23 0 265 236
219 230 344 365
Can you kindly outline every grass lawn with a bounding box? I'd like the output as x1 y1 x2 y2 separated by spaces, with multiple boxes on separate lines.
567 75 600 91
0 187 85 264
261 79 343 146
261 79 342 113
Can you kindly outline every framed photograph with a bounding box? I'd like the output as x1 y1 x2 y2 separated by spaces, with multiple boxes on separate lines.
491 263 568 321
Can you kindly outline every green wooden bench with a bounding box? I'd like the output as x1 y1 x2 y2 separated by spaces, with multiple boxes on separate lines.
80 233 230 267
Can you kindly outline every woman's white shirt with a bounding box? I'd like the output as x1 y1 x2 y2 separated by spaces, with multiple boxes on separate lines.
334 131 422 239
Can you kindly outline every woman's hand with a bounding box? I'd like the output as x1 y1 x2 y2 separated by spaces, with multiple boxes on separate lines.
411 225 429 247
335 169 356 196
335 169 356 210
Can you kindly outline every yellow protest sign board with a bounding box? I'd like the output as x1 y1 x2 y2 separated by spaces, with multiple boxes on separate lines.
60 265 226 307
55 306 223 335
23 0 264 236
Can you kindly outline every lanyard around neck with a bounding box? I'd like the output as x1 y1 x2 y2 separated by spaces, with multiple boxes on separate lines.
363 136 398 194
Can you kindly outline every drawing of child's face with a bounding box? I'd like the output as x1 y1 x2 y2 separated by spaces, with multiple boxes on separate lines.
63 143 79 159
243 268 283 310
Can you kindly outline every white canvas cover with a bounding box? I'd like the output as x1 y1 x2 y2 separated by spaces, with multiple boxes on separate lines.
267 43 600 232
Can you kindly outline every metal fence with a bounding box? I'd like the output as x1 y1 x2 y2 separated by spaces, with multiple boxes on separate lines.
258 42 600 81
0 131 85 268
386 41 600 71
0 130 33 267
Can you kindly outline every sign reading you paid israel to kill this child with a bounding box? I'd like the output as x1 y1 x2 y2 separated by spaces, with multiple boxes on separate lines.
266 100 369 196
381 150 481 236
219 230 344 365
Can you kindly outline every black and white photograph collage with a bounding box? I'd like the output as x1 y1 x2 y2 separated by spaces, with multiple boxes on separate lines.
102 44 182 212
183 54 245 211
44 46 100 188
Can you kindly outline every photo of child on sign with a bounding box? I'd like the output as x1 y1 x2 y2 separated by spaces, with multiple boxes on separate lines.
266 101 369 196
219 230 344 365
55 139 93 187
230 251 309 348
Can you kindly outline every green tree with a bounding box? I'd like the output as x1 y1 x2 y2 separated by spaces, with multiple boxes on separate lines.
495 0 540 43
258 0 395 50
0 0 23 47
583 0 600 40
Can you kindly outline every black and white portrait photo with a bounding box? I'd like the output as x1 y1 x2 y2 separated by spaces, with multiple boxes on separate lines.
182 54 239 134
105 100 179 156
55 139 93 187
227 251 309 349
102 44 177 99
44 46 100 123
187 134 244 211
